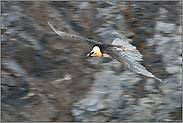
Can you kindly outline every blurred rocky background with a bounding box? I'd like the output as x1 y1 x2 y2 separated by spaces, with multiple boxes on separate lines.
1 1 182 122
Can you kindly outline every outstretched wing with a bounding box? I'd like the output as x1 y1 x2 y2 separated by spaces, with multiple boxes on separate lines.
105 38 162 82
48 22 102 47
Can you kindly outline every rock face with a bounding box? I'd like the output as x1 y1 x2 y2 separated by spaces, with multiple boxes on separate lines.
1 1 182 122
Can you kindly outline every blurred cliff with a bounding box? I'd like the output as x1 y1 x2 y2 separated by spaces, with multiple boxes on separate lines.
1 1 182 122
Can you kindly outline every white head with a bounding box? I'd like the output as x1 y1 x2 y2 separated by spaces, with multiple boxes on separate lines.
87 46 102 57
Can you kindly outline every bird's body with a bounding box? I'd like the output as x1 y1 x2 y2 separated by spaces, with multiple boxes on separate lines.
48 22 162 82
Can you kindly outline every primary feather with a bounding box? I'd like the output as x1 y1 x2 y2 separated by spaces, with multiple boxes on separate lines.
48 22 101 47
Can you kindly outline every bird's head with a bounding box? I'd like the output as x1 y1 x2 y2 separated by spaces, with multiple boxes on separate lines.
87 46 102 57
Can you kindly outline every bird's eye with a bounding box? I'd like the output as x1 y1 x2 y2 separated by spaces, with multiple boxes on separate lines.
91 51 95 54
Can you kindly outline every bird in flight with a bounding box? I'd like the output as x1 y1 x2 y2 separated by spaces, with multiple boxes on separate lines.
48 22 162 82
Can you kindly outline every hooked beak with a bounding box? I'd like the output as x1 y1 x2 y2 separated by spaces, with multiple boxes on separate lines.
87 52 92 57
87 53 90 57
87 52 96 57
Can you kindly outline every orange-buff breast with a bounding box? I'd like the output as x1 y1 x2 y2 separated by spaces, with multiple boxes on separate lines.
93 54 100 57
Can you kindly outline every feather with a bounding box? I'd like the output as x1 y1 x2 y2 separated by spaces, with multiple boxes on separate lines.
112 38 137 49
111 38 143 62
48 22 101 47
106 38 162 82
48 23 162 82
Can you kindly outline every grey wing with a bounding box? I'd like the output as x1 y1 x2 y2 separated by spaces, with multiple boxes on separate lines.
48 22 102 47
111 38 143 61
105 38 162 82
